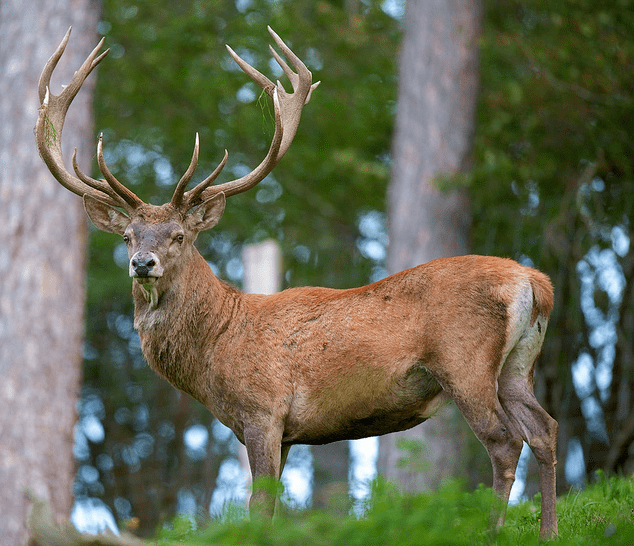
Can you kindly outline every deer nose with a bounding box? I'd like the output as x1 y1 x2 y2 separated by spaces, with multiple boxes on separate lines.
131 254 156 277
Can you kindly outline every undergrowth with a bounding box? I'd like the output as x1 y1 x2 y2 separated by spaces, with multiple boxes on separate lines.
157 472 634 546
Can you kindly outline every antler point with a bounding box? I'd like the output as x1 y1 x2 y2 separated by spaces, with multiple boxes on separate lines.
58 28 72 51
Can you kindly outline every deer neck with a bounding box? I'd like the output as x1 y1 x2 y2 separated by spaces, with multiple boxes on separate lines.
131 248 242 401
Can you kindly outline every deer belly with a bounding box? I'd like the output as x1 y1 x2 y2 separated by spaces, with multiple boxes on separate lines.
283 365 449 444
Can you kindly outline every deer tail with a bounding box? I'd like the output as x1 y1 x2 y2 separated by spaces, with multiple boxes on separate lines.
529 269 554 321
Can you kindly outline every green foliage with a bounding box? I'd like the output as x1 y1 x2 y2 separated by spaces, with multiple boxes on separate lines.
152 476 634 546
506 473 634 545
394 437 431 474
159 479 496 546
28 476 634 545
471 0 634 262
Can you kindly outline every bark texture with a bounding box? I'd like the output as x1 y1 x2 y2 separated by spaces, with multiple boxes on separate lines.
378 0 483 491
0 0 99 541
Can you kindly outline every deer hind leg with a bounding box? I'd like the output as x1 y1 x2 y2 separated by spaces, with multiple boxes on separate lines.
497 312 558 540
498 373 558 539
441 374 524 529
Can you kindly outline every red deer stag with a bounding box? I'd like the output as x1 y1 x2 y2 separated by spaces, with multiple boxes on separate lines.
36 27 558 539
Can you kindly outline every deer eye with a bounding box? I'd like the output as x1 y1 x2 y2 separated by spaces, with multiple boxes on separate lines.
175 234 184 244
123 234 130 245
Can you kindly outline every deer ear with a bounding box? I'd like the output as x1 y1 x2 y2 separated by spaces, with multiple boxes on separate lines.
83 195 130 235
185 192 226 233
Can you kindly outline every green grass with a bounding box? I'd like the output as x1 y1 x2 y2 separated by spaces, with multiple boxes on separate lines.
156 473 634 546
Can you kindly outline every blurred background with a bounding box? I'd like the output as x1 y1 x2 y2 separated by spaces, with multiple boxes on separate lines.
1 0 632 541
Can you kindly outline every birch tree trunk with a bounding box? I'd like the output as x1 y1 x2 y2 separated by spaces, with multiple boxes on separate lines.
377 0 483 492
0 0 99 541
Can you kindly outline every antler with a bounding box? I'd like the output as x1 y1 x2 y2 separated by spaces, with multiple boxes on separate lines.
170 133 229 210
36 27 318 214
35 27 143 211
177 26 320 209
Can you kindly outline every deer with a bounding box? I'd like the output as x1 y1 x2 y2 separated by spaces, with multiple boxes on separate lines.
36 27 558 539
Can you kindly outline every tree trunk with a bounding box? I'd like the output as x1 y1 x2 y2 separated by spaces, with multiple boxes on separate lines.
0 1 99 542
377 0 483 492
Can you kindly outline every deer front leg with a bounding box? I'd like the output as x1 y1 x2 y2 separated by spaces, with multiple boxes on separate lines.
244 424 284 518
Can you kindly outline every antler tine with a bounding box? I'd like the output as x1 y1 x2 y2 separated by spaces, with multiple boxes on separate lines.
267 27 305 88
266 26 320 157
170 133 200 210
268 46 320 107
196 27 317 203
38 28 109 105
170 134 231 211
183 148 229 208
97 134 144 209
71 148 127 206
225 44 275 95
35 28 143 211
37 27 71 104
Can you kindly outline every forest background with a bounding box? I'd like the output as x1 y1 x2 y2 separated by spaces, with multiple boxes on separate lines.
2 0 633 539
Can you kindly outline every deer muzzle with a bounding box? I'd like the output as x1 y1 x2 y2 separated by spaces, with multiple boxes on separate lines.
130 252 163 283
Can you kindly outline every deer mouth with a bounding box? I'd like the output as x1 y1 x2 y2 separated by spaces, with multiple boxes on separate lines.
133 274 160 284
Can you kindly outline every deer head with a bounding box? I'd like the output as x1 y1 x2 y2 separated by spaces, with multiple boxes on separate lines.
35 26 319 307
